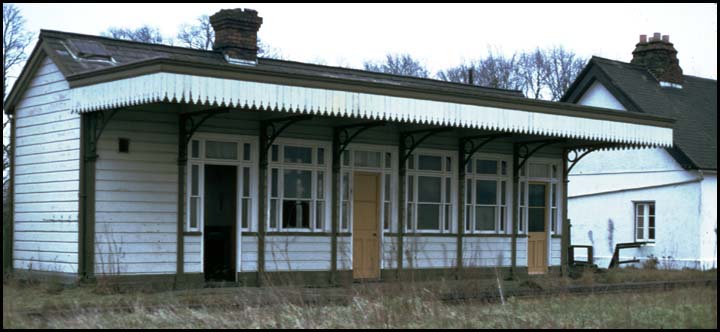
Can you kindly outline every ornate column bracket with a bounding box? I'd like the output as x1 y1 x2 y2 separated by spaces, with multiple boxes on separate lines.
460 134 512 169
335 121 387 156
400 127 453 165
515 139 566 173
261 114 314 153
86 108 121 162
178 108 230 164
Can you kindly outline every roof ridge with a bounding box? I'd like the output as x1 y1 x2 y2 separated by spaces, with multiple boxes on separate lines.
590 56 648 70
259 58 524 96
591 55 717 82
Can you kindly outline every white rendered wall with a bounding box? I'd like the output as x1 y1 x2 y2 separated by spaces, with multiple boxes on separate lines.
13 56 80 274
569 148 697 197
569 77 709 270
577 81 627 111
699 174 717 270
569 182 702 269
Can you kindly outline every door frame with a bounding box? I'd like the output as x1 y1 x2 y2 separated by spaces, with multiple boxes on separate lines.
187 133 258 282
352 171 382 280
527 181 550 274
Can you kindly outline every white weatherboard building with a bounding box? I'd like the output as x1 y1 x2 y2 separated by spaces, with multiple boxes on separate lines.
564 33 717 270
3 9 675 287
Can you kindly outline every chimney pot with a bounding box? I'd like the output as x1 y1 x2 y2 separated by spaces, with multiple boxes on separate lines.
210 8 263 63
631 32 683 84
639 34 647 43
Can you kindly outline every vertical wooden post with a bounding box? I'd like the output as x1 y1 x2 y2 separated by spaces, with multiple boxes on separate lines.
561 149 570 276
176 115 187 276
510 143 519 278
396 134 406 279
3 115 16 275
82 112 99 281
330 129 341 284
257 122 268 286
456 140 465 278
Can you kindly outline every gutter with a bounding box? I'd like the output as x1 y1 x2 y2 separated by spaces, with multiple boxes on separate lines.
569 176 704 199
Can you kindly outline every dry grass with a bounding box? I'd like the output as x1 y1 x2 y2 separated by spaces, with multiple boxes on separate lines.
3 269 717 329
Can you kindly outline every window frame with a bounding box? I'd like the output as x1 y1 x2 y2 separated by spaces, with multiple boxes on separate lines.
464 154 511 234
267 139 331 233
634 201 656 243
406 149 456 234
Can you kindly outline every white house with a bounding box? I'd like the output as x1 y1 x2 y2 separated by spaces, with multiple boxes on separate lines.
563 33 717 270
2 9 675 287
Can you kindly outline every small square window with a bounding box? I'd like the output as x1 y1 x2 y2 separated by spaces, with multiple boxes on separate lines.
118 138 130 153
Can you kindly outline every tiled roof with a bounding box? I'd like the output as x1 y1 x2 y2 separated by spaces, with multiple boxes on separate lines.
564 56 717 170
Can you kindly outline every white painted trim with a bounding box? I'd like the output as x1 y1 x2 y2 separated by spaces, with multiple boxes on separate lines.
342 143 399 273
406 148 458 234
465 153 513 235
70 72 673 147
267 138 332 233
186 133 259 277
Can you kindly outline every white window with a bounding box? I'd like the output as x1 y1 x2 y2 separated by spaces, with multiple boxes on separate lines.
406 151 455 233
188 163 202 232
186 137 257 232
634 202 656 242
465 157 510 233
339 147 395 232
517 160 561 234
268 142 330 232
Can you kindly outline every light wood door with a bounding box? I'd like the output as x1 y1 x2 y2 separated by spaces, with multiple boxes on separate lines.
527 183 548 275
352 172 381 279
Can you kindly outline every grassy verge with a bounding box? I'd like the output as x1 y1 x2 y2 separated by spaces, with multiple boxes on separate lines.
3 269 717 328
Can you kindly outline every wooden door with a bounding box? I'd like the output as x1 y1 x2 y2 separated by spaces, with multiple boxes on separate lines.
352 172 381 279
527 182 548 275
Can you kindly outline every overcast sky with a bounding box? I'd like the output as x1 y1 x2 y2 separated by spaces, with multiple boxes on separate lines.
9 3 719 82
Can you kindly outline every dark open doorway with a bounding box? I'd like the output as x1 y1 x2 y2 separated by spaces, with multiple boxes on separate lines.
204 165 237 282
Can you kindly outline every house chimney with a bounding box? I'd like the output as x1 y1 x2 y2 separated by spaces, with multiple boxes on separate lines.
631 32 683 84
210 8 263 64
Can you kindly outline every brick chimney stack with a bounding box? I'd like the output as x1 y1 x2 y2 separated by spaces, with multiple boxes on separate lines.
631 32 683 84
210 8 263 63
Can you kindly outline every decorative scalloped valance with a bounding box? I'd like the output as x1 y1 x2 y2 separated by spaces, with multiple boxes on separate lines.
70 72 673 147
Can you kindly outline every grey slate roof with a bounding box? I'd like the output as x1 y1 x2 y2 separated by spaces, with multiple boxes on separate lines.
563 56 717 170
39 29 525 99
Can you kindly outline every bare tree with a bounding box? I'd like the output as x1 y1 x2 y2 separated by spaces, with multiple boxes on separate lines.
4 4 33 189
177 15 214 50
436 62 475 84
257 39 283 60
437 49 524 91
475 49 524 91
437 46 586 100
3 4 33 100
363 53 430 78
517 48 549 100
176 14 283 59
543 46 586 101
101 25 167 44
